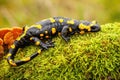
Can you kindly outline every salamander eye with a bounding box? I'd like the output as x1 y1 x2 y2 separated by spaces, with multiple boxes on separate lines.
90 24 101 32
91 26 96 30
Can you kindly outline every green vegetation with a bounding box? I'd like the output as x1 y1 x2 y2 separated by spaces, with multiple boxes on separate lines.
0 23 120 80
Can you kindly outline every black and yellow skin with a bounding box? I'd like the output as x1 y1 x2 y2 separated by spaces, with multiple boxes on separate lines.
7 17 101 66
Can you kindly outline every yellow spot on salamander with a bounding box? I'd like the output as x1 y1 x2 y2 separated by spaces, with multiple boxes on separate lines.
49 18 55 23
45 31 48 34
35 41 40 45
88 28 91 31
34 25 42 29
7 53 12 58
51 28 56 34
78 23 91 31
79 23 85 30
22 57 31 62
79 23 91 31
45 36 49 38
11 44 15 49
16 37 20 41
9 59 17 66
67 20 74 24
85 26 91 31
31 24 42 29
37 50 41 54
30 37 33 41
80 31 85 34
40 34 44 37
69 27 72 32
59 19 64 23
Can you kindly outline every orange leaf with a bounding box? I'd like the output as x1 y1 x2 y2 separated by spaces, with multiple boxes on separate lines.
11 27 23 39
0 28 11 39
4 32 14 44
0 38 3 45
0 46 4 56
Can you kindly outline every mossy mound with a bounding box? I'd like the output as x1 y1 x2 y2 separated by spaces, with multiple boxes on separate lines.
0 23 120 80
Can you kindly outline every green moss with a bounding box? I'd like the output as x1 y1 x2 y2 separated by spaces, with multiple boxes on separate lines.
0 23 120 80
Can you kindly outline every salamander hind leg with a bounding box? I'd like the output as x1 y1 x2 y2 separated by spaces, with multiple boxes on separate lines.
61 26 70 42
45 39 55 47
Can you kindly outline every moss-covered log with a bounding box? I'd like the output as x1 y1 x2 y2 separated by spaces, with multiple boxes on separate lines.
0 23 120 80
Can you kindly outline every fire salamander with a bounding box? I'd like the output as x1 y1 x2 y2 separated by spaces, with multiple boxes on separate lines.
7 17 101 66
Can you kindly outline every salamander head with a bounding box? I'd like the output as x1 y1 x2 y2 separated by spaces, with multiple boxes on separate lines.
79 20 101 32
89 21 101 32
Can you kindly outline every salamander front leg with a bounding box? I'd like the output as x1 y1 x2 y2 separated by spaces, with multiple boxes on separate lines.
61 26 70 42
30 37 54 49
45 39 55 47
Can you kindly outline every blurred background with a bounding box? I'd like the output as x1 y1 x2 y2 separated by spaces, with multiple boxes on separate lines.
0 0 120 27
